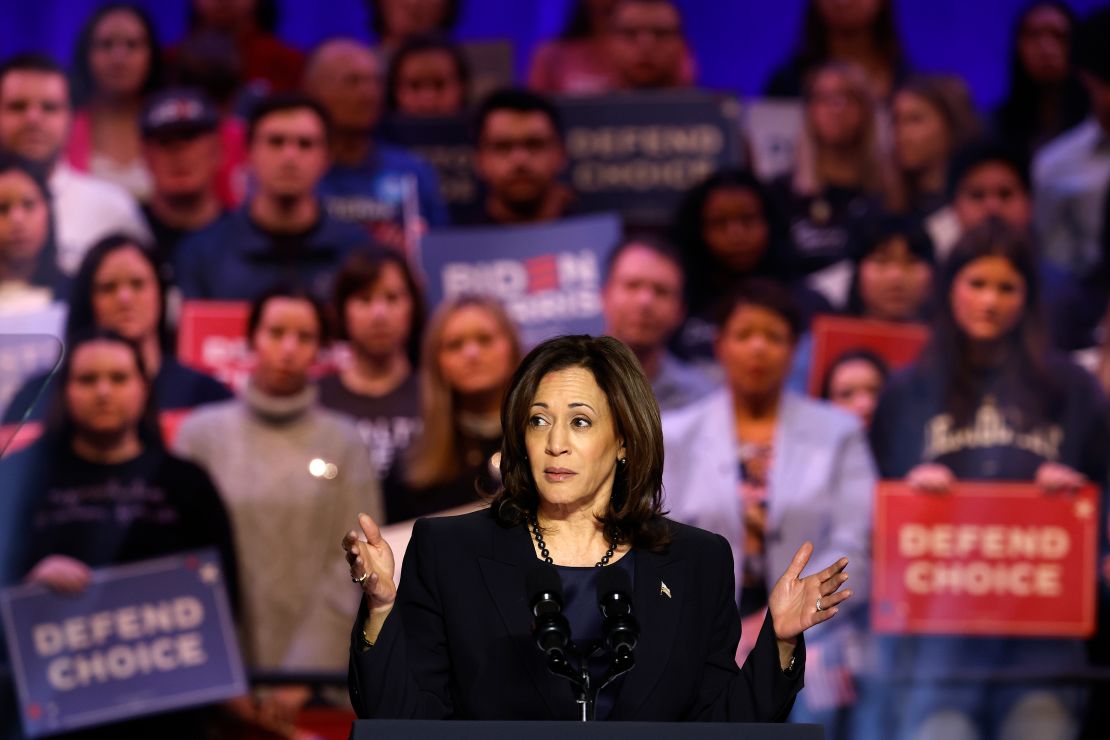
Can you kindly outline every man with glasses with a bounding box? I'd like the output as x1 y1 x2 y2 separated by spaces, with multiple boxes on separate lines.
175 93 365 301
466 88 576 225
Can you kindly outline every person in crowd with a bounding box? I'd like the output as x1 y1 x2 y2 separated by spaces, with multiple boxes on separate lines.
140 88 227 273
345 334 856 720
174 93 366 301
1033 7 1110 281
4 235 232 425
820 348 888 429
386 34 469 117
669 169 830 389
994 1 1089 158
0 155 63 318
891 75 981 219
66 4 163 201
318 248 425 488
388 294 520 521
604 0 693 91
946 139 1099 350
176 0 304 95
601 237 715 411
368 0 460 54
0 329 238 740
175 285 383 725
765 0 910 101
661 279 876 737
775 62 891 305
845 215 935 323
465 88 575 225
0 53 149 275
864 217 1108 739
305 38 448 248
528 0 696 94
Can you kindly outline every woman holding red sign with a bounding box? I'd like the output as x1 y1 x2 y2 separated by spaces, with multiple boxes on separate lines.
864 216 1109 739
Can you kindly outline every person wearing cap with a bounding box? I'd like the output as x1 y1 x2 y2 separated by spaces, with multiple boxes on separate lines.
173 93 366 303
141 88 227 274
0 53 150 275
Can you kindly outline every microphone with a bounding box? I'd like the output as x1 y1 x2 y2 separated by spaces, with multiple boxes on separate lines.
526 562 571 659
596 566 639 657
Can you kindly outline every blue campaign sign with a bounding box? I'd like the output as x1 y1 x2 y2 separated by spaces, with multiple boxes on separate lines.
0 550 246 737
419 213 622 346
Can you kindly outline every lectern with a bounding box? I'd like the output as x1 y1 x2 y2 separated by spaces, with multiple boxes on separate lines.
349 720 823 739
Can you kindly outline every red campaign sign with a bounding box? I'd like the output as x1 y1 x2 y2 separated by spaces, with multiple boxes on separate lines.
872 481 1100 637
807 316 930 397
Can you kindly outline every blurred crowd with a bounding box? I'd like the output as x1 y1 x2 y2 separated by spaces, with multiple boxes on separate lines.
1 0 1110 738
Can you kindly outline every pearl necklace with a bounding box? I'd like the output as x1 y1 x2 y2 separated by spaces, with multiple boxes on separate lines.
528 513 616 567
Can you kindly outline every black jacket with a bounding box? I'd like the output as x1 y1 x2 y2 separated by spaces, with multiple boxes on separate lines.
349 509 804 721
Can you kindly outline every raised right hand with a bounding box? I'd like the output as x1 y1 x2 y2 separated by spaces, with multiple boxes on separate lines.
906 463 955 493
342 512 397 610
26 555 92 593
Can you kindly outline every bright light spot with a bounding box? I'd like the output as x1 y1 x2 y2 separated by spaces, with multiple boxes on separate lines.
309 458 327 477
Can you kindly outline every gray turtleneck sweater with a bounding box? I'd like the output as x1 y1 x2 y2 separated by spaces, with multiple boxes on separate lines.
175 381 383 674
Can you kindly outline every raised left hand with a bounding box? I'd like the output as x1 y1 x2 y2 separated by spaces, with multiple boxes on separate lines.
768 541 851 643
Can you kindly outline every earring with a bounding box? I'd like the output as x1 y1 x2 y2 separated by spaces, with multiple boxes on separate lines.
618 457 627 466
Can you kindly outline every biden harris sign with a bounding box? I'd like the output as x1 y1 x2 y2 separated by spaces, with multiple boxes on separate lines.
1 550 245 736
420 213 621 346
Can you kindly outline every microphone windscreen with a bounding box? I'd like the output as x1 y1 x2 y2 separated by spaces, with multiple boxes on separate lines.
525 561 564 609
596 564 633 604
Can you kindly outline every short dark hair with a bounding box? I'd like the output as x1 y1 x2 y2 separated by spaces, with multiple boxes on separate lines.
65 234 168 349
247 285 330 347
473 88 563 144
714 278 804 342
386 34 470 113
947 138 1031 200
0 53 67 96
1076 7 1110 83
603 235 686 296
332 246 426 363
246 92 332 145
821 348 890 400
492 335 670 551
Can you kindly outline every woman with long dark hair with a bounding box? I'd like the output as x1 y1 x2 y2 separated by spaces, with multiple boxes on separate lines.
764 0 910 101
0 156 63 316
993 1 1089 157
866 217 1108 737
67 3 163 200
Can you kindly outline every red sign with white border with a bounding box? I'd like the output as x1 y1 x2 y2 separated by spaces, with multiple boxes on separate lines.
872 481 1099 637
807 316 930 397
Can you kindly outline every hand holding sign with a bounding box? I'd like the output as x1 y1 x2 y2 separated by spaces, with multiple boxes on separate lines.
1034 462 1087 493
906 463 956 493
26 555 92 595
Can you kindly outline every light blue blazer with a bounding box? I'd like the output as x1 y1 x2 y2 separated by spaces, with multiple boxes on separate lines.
661 389 877 639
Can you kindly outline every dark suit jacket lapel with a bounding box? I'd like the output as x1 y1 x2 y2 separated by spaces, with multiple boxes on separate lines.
608 547 683 719
477 519 568 718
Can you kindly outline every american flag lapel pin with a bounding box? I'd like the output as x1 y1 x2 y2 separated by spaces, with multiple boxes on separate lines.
660 581 672 599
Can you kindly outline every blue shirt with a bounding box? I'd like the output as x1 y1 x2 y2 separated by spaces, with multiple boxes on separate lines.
318 142 449 231
174 207 367 302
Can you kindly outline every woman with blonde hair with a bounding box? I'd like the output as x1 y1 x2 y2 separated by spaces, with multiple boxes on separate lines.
387 294 522 521
775 62 894 307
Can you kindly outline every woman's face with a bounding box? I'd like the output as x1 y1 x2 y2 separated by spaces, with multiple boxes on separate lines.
344 262 414 359
65 339 147 438
892 91 948 173
701 186 770 273
827 358 884 428
858 236 932 322
91 247 161 343
808 69 865 148
950 256 1027 342
526 366 624 514
251 297 321 396
89 9 151 98
1018 4 1071 85
394 49 465 117
716 304 795 400
437 305 516 397
0 170 48 267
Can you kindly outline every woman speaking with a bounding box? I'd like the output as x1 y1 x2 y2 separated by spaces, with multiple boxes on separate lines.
342 335 851 721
